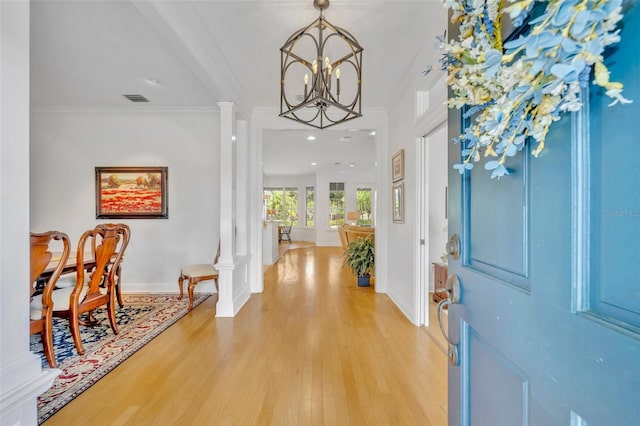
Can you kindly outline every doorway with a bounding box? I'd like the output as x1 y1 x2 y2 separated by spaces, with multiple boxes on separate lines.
417 123 448 348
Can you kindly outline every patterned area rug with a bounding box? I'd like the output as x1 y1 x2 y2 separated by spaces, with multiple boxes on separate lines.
30 293 210 424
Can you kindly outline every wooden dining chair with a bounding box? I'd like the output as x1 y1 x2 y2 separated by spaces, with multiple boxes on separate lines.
279 224 292 243
178 241 220 311
52 223 125 355
98 223 130 308
30 231 71 368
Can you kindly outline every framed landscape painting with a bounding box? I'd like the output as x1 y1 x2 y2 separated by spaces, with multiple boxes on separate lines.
392 149 404 182
392 182 404 223
95 166 168 219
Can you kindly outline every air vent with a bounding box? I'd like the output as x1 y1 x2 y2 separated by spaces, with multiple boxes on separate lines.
123 94 149 103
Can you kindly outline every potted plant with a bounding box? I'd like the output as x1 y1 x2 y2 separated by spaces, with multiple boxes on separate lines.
343 236 375 287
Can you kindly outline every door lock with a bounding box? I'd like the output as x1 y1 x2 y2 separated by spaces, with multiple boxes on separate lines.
437 273 461 366
446 234 460 259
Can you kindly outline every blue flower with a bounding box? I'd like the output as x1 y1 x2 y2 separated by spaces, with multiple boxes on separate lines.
483 49 502 77
551 0 578 26
453 163 474 174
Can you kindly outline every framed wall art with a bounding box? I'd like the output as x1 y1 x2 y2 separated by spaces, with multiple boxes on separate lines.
392 182 404 223
95 166 168 219
392 149 404 182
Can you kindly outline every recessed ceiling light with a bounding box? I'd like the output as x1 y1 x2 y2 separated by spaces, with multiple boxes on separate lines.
144 78 162 86
369 131 376 136
307 135 316 141
311 162 317 166
339 136 351 142
231 135 237 141
349 163 356 168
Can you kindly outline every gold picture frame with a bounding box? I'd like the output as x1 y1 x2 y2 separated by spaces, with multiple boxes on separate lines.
392 149 404 182
392 182 404 223
95 166 168 219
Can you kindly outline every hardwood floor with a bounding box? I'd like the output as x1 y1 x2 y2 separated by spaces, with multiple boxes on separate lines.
46 246 447 425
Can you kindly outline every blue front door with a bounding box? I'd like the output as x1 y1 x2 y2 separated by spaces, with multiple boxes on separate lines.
446 3 640 424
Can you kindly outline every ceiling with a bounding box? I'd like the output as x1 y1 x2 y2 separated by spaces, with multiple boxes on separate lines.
29 0 447 174
263 129 377 176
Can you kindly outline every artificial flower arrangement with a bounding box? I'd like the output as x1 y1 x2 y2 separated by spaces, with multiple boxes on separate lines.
440 0 631 178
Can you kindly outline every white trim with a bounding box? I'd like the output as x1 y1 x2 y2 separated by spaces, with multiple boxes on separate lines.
414 75 448 327
0 355 59 424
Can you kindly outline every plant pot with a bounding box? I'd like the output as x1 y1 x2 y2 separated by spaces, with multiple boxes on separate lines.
357 274 370 287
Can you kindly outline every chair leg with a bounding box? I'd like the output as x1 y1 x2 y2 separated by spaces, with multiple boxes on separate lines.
107 297 119 335
68 305 85 356
42 312 57 368
187 278 196 311
178 274 185 300
115 266 124 308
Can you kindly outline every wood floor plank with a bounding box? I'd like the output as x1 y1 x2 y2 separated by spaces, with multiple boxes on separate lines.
45 246 447 425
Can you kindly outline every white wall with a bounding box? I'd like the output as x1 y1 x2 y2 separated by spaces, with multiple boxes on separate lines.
387 87 419 319
30 109 221 293
314 169 375 247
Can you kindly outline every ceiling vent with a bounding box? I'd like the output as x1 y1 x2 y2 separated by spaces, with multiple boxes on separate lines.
123 94 149 102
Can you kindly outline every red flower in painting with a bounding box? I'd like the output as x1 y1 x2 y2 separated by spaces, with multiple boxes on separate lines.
100 187 162 214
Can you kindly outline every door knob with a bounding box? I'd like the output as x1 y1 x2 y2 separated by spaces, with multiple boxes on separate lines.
437 273 461 366
446 234 460 259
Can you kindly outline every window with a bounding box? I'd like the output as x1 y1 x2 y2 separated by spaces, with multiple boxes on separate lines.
356 187 373 225
263 187 298 225
328 182 345 227
305 186 315 227
283 187 298 225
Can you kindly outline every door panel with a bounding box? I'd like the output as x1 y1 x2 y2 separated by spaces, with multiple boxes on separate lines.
447 3 640 425
585 12 640 332
466 324 529 426
466 148 530 289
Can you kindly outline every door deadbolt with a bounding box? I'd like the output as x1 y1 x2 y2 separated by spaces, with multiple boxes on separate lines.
446 234 460 259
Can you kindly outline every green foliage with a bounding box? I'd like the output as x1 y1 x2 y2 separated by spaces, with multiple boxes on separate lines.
343 236 375 277
107 175 120 188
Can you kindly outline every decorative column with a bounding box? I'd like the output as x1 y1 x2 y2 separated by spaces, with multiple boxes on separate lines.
215 102 237 317
0 2 59 424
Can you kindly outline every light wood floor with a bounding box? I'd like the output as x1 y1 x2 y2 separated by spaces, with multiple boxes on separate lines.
46 246 447 425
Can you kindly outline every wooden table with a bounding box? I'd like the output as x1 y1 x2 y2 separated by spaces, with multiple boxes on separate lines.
36 252 95 293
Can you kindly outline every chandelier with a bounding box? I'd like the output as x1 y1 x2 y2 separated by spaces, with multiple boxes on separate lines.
280 0 363 129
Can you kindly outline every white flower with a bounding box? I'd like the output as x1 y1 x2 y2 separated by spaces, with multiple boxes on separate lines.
606 89 633 106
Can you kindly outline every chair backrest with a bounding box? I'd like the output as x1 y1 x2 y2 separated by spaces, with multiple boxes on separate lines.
338 224 349 250
30 231 70 303
344 224 374 246
74 224 122 300
107 223 130 284
100 223 130 272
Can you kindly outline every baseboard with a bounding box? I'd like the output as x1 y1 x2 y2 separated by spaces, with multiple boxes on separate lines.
0 354 60 424
386 290 415 324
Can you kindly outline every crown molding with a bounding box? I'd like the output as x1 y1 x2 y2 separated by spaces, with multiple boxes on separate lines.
30 106 219 114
